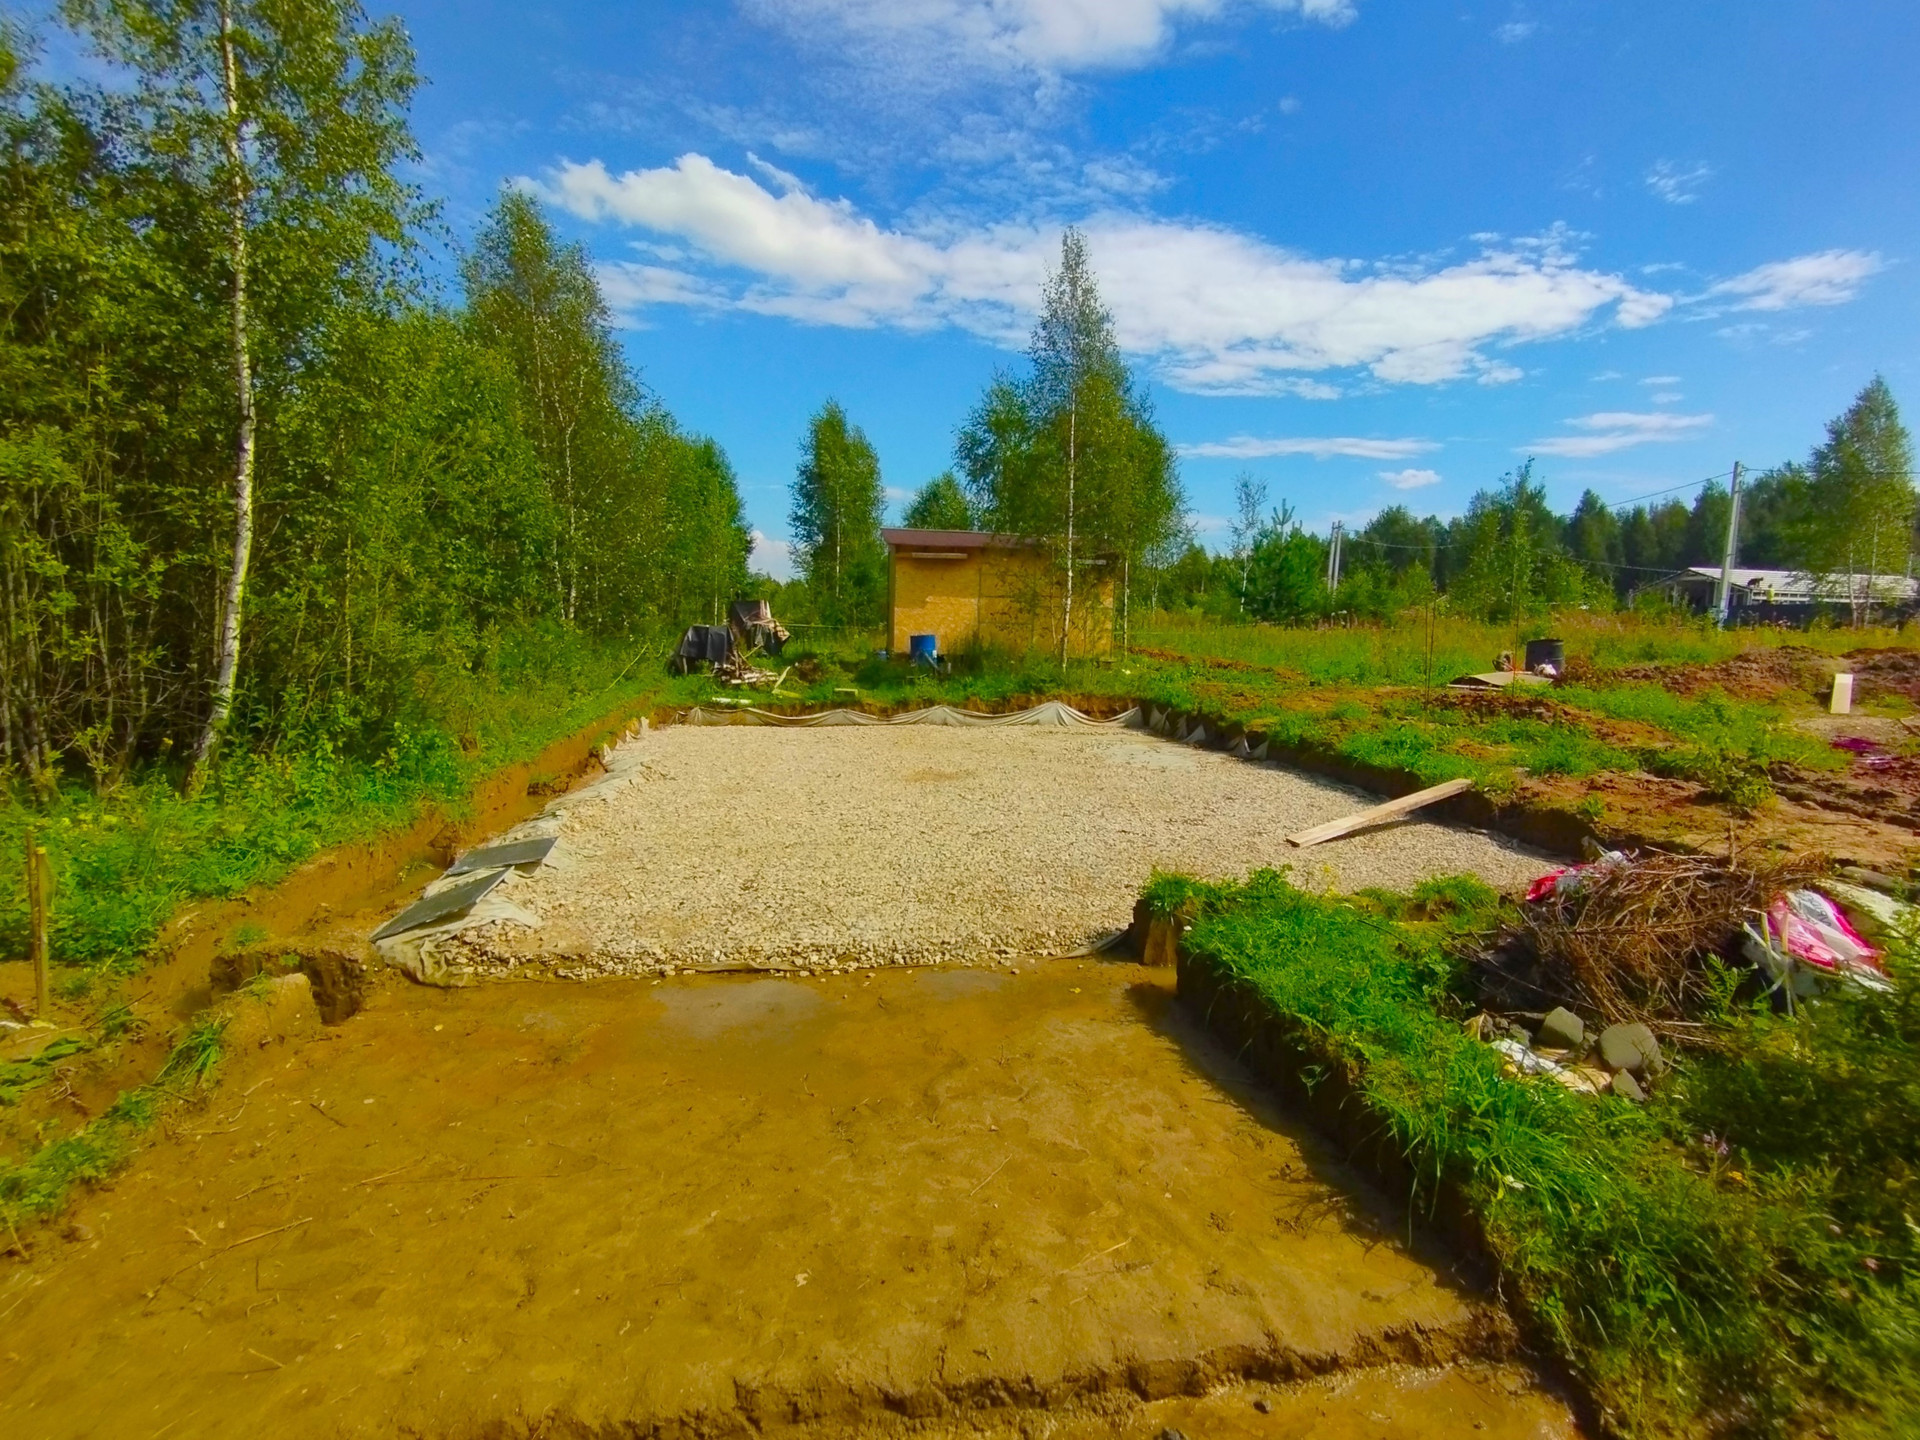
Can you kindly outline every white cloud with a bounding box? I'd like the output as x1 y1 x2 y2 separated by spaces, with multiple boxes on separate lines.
748 0 1357 76
1640 374 1681 386
544 154 1677 394
1706 249 1885 311
749 530 795 580
1649 391 1683 405
1494 21 1536 43
1180 436 1438 460
1527 411 1714 458
1380 467 1442 489
1646 160 1713 205
744 151 810 195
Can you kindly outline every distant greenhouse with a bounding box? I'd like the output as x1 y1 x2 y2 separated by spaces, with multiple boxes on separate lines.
1633 566 1920 625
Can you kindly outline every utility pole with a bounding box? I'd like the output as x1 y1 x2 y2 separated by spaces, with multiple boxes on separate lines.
1714 461 1744 626
1326 521 1343 592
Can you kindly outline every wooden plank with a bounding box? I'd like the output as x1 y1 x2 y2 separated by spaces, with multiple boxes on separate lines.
27 834 51 1018
1286 778 1474 848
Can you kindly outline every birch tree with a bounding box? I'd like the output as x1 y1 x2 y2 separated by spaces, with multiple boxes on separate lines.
1230 472 1267 610
956 228 1183 660
60 0 420 778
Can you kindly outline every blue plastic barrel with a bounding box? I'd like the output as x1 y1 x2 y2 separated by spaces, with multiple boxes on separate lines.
908 633 938 666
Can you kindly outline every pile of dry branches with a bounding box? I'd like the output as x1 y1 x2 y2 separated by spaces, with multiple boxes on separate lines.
1514 849 1829 1030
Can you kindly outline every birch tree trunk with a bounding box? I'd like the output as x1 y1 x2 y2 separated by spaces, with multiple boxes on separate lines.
192 0 257 776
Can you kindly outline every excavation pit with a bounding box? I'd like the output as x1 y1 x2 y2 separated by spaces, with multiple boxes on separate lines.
0 722 1581 1436
0 957 1577 1438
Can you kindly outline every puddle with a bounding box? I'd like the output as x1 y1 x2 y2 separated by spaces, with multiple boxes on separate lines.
910 967 1008 998
649 975 824 1038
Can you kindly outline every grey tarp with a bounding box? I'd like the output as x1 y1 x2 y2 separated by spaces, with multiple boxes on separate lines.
675 625 734 666
372 869 510 942
681 700 1142 729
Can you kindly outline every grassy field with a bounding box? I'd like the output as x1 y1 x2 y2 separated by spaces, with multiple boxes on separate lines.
1148 868 1920 1440
3 610 1907 984
766 612 1871 813
1134 610 1905 685
0 626 706 979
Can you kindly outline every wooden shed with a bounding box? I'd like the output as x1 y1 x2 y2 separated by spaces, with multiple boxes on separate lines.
882 528 1114 657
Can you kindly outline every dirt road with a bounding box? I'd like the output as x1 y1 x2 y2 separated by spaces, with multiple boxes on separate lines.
0 959 1576 1438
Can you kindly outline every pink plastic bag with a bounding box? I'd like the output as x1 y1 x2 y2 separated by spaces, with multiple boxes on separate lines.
1525 851 1629 904
1765 889 1883 976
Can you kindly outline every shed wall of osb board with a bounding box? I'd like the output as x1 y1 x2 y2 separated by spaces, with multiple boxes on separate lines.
889 548 1115 656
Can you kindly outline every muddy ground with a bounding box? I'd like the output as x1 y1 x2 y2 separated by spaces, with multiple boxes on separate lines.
0 959 1576 1439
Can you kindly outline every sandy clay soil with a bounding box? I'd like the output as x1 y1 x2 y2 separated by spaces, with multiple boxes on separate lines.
0 960 1578 1439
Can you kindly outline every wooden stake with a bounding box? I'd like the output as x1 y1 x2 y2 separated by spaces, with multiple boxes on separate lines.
26 833 51 1018
1286 778 1475 848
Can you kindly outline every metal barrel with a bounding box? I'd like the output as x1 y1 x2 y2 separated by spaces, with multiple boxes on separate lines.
908 633 938 665
1523 637 1564 673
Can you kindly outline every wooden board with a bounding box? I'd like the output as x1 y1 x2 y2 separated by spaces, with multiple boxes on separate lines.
1286 778 1475 848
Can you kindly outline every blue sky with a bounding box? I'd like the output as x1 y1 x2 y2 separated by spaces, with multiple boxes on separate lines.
32 1 1920 576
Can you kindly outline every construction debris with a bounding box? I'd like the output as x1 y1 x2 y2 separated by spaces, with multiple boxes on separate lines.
1286 777 1474 848
1447 671 1551 691
371 869 510 943
1485 844 1901 1045
728 598 789 657
446 836 557 876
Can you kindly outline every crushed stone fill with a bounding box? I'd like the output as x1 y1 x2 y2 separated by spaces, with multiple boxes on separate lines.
442 723 1548 977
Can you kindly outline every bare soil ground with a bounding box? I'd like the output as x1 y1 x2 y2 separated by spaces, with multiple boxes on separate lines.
0 959 1575 1439
441 725 1550 978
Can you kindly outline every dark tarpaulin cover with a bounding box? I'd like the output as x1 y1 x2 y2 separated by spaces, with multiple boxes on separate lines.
676 624 734 665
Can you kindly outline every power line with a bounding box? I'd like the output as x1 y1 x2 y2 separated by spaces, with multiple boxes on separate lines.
1341 532 1694 573
1604 469 1734 507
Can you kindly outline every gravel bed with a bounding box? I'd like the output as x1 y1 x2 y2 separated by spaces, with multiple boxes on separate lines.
440 724 1548 979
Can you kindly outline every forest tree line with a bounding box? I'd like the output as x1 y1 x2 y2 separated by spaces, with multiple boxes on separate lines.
0 3 749 788
775 248 1912 643
1154 377 1916 625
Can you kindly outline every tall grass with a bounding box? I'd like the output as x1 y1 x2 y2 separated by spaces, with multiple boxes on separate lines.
1136 609 1909 685
1 625 692 973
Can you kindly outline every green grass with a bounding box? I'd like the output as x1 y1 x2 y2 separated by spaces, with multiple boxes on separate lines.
1151 868 1920 1438
0 1012 227 1235
0 1033 90 1108
1 626 703 973
1136 610 1908 684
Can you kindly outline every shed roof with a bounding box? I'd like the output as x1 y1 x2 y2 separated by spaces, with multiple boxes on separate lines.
882 528 1028 551
1661 566 1920 601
